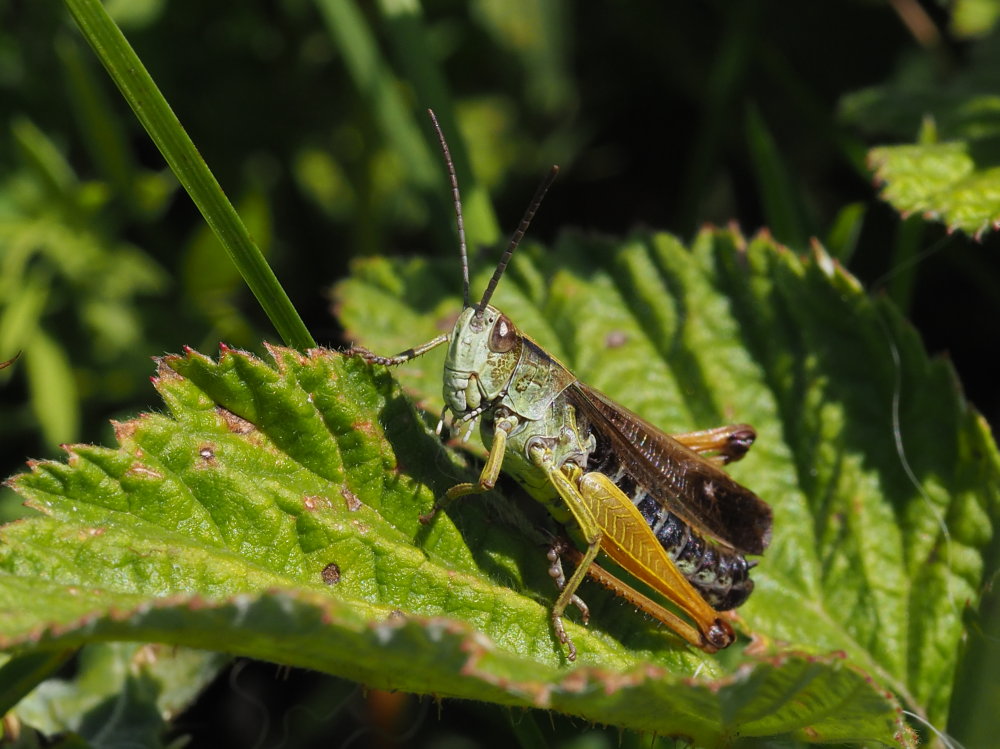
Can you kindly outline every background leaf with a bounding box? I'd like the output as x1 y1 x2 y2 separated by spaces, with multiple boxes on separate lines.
952 0 1000 37
840 33 1000 237
9 644 226 747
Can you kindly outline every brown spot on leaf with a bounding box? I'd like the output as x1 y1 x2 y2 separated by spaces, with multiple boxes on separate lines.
321 563 341 585
560 670 590 693
127 464 164 480
216 406 256 434
264 340 308 366
341 487 362 511
604 331 628 349
198 444 217 466
112 419 140 441
134 644 159 667
351 519 370 535
303 495 331 512
352 420 375 436
154 357 185 380
743 633 770 657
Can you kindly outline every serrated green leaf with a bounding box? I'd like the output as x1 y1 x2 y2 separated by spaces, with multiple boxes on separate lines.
866 141 1000 238
840 38 1000 237
2 230 994 746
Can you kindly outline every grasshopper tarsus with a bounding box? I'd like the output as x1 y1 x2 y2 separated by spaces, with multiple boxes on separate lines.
345 345 406 367
723 426 757 464
546 542 568 586
552 613 578 662
704 618 735 650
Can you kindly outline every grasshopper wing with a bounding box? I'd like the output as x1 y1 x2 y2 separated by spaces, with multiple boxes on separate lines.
568 382 772 555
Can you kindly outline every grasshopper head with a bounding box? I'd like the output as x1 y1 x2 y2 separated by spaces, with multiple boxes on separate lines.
443 305 522 418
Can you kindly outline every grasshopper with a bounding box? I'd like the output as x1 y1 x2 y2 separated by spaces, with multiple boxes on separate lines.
349 110 772 660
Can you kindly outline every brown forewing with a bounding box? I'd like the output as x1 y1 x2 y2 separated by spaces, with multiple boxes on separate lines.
568 382 773 555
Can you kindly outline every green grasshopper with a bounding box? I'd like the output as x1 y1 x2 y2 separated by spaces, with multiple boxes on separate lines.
349 110 772 660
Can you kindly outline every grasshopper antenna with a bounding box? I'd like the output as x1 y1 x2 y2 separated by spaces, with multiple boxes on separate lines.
427 109 470 309
476 165 559 316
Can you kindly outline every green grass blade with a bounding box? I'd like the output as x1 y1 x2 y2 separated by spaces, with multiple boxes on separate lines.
315 0 500 252
745 103 811 251
825 202 866 263
23 328 80 446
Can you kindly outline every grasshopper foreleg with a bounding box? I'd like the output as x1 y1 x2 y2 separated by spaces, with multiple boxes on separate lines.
347 334 449 367
419 414 519 524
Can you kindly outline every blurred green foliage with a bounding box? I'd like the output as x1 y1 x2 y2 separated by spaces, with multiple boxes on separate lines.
2 0 1000 747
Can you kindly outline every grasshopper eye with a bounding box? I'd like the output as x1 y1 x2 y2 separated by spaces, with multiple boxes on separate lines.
488 314 518 353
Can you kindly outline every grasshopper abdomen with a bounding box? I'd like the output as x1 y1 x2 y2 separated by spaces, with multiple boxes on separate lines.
636 498 754 610
584 412 756 611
